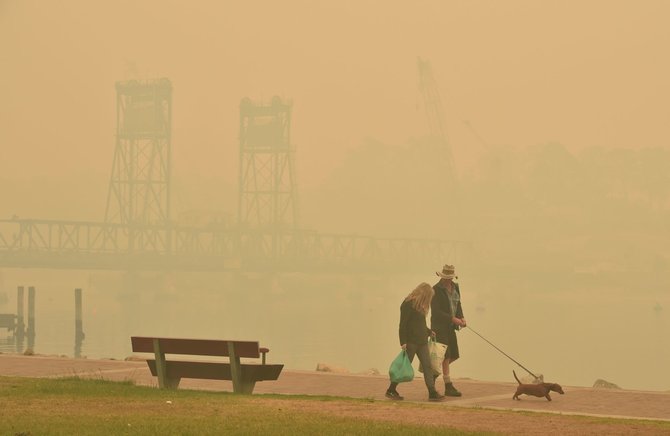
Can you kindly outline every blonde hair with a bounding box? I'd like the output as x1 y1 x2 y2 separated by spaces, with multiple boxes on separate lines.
405 282 434 315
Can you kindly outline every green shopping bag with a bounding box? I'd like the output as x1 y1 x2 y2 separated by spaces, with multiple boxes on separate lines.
389 349 414 383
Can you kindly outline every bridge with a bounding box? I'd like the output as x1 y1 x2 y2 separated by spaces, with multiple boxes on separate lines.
0 74 469 274
0 218 468 273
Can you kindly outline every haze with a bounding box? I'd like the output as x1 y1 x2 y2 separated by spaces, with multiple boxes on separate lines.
0 1 668 391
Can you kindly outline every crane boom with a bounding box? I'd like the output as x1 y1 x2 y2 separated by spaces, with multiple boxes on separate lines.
417 57 456 177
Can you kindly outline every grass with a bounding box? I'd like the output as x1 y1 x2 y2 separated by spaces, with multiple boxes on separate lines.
2 376 669 435
0 376 479 435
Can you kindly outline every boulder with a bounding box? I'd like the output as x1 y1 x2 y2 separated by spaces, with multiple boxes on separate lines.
316 363 349 373
124 355 146 362
593 379 621 389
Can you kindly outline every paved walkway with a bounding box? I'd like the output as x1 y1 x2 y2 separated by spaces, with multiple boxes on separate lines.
2 353 669 422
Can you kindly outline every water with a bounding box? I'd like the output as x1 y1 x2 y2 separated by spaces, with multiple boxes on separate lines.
0 268 668 392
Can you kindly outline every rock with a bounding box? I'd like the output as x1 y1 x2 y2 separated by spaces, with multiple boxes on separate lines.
316 363 349 373
593 379 621 389
124 355 146 362
359 368 380 376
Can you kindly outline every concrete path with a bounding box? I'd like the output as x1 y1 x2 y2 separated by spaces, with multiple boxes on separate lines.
2 353 669 422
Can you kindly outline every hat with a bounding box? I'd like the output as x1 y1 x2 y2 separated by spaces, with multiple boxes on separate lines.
436 264 456 279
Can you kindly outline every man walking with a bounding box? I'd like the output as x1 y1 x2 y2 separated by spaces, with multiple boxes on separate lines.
431 264 466 396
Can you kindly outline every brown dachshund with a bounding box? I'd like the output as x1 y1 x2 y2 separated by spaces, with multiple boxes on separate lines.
512 370 564 401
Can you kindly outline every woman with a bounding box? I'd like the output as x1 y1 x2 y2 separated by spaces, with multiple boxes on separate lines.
386 282 445 401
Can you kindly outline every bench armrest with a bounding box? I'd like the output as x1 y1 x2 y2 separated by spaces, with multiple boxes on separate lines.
260 347 269 365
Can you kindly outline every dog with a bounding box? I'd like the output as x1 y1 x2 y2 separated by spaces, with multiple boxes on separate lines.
512 370 564 401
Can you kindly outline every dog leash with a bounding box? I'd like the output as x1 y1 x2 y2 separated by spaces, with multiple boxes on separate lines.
465 325 540 380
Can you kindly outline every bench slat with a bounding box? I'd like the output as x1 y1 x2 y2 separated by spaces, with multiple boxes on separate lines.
131 336 261 358
146 360 284 382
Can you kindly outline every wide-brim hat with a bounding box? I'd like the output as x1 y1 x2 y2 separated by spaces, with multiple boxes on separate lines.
436 264 456 279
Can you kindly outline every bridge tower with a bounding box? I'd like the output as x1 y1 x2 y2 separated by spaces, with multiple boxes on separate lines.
105 78 172 226
417 58 456 179
237 96 298 257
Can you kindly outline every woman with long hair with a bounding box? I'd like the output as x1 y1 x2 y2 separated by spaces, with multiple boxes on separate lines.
386 282 445 401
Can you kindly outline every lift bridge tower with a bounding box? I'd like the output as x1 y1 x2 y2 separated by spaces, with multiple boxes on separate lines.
105 79 173 227
238 96 299 259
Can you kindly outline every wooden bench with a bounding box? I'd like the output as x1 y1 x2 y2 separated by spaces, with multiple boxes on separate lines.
130 336 284 394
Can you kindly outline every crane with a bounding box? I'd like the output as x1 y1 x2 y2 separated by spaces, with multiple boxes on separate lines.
417 57 456 179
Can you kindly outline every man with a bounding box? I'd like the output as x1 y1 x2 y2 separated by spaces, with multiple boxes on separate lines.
431 264 466 397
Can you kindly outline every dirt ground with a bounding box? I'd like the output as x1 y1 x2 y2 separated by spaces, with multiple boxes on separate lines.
2 353 669 435
255 398 670 435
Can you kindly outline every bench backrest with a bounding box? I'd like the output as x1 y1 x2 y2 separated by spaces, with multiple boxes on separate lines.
131 336 261 358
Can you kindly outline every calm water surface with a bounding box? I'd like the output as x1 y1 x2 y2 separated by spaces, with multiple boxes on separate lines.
1 269 667 392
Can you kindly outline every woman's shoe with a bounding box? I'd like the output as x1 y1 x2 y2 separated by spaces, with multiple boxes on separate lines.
385 390 404 400
428 391 446 401
445 383 462 397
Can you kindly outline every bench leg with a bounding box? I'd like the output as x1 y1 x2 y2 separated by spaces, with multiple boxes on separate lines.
153 339 168 389
152 339 181 389
227 341 257 394
227 341 243 393
165 376 181 389
238 380 256 394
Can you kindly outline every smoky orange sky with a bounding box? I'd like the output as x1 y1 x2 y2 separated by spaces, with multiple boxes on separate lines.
1 1 670 392
2 0 668 189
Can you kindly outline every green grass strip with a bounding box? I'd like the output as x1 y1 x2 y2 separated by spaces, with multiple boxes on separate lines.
0 376 480 435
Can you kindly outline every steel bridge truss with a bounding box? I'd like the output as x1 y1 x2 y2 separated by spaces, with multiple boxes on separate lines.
0 219 469 272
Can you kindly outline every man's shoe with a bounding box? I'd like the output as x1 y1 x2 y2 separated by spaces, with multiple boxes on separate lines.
385 390 404 400
428 391 446 402
445 383 462 397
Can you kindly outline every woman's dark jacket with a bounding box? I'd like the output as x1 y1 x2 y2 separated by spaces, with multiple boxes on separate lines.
430 281 463 339
398 299 431 346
